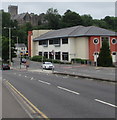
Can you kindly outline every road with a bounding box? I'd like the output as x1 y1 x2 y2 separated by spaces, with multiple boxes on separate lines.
2 67 116 118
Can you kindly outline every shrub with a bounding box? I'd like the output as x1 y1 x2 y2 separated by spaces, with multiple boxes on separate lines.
97 40 113 67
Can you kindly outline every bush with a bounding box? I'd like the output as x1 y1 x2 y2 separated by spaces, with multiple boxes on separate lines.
97 40 113 67
71 58 89 64
31 56 46 62
31 56 71 64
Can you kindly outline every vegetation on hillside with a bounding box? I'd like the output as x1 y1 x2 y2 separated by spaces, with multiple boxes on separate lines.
1 8 116 62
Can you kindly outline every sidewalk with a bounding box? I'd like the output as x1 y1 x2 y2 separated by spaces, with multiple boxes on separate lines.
2 84 29 118
53 64 116 83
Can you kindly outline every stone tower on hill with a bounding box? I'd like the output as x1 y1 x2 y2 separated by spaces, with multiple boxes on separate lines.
8 5 39 26
8 5 18 18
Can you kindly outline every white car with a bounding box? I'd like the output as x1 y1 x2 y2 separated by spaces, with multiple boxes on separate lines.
42 62 54 70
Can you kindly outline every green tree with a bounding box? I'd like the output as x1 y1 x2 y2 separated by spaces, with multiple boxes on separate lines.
45 8 61 29
62 10 82 27
1 36 16 62
97 40 113 67
81 14 93 26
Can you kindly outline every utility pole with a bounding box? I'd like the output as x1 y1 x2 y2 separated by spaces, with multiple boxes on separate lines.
9 28 11 66
4 27 16 66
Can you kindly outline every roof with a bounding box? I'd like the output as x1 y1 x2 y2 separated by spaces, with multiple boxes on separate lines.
15 43 26 48
33 26 116 41
12 13 28 20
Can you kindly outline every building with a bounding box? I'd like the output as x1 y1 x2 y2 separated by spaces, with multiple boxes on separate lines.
28 26 117 63
15 43 27 56
8 5 39 26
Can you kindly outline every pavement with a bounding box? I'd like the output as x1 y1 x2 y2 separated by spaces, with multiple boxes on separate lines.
53 65 116 83
2 83 29 118
11 61 116 83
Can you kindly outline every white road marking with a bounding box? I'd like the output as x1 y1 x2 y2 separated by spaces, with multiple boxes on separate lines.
25 76 27 78
19 74 21 76
57 86 80 95
38 80 51 85
63 76 68 79
95 99 117 108
30 77 34 80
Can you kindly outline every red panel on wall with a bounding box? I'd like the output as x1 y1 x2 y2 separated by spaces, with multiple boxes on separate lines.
89 36 100 61
28 31 32 57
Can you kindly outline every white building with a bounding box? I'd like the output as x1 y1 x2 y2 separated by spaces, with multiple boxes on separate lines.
15 43 27 56
28 26 117 63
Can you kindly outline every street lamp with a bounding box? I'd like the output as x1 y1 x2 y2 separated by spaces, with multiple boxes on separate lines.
4 27 16 65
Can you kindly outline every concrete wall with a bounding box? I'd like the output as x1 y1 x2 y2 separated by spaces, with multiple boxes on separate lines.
69 37 89 60
31 30 51 57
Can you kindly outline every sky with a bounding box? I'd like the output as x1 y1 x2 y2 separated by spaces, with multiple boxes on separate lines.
1 1 116 19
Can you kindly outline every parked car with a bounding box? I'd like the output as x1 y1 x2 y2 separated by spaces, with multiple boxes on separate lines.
2 63 10 70
21 58 27 63
42 62 54 70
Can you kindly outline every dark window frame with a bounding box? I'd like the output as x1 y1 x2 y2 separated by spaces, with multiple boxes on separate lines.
62 38 68 44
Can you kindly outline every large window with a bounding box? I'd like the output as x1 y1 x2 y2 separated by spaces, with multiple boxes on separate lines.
39 40 48 46
62 38 68 44
39 41 42 45
39 52 42 56
62 52 69 61
49 39 53 45
54 38 60 44
55 52 61 60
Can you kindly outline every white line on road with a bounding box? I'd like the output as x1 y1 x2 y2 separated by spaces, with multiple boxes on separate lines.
19 74 21 76
30 77 34 80
57 86 80 95
25 76 27 78
95 99 117 108
38 80 51 85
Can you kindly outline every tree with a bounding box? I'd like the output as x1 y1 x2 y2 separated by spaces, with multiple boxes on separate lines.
45 8 61 29
2 36 16 62
81 14 93 26
97 40 113 67
62 10 82 27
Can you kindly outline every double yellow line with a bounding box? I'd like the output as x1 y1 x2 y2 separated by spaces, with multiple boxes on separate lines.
5 81 49 119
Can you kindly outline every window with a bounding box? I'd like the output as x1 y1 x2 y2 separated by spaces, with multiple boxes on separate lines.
39 40 48 46
101 37 109 44
62 38 68 44
39 41 42 45
111 38 117 44
49 52 53 59
39 52 42 56
112 52 117 55
62 52 69 61
55 52 61 60
54 38 60 44
93 38 99 44
44 52 48 58
49 39 53 45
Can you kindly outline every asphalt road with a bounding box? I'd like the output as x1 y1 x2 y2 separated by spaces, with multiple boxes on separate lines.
2 68 116 118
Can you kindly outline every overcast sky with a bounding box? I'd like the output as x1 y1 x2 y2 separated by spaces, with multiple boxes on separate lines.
1 1 116 19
